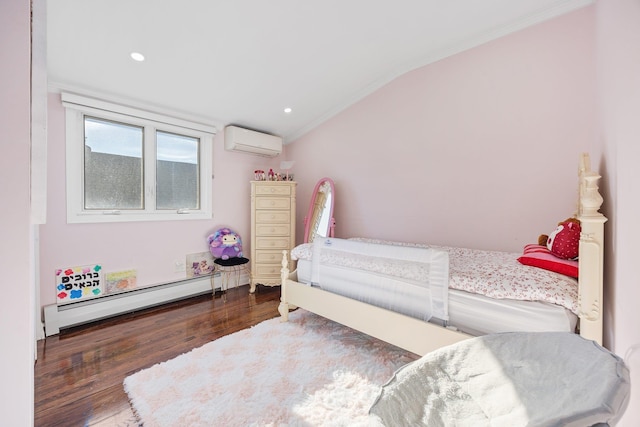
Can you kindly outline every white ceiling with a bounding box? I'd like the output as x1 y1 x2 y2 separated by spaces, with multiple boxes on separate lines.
46 0 593 142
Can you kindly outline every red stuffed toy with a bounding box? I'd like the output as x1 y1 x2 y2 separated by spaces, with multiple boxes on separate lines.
541 218 581 260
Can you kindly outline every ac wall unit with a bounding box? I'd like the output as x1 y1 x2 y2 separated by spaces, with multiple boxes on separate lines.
224 125 282 157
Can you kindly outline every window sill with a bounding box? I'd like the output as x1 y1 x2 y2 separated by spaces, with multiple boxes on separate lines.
67 210 213 224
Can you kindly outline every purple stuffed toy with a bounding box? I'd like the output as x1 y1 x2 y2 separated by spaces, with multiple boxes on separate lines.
207 228 243 260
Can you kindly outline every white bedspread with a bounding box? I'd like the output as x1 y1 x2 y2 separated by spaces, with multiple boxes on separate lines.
292 238 579 314
310 238 449 321
445 246 579 314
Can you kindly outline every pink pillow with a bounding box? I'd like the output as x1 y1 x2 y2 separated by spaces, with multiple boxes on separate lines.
517 244 579 278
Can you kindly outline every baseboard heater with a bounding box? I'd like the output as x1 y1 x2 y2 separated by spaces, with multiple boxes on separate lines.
43 271 250 337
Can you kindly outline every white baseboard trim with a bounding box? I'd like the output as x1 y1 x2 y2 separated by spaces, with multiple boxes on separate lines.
43 271 250 337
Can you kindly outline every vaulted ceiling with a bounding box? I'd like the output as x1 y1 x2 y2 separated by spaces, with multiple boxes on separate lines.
47 0 593 142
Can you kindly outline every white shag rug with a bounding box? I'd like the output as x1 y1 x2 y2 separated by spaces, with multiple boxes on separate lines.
124 309 417 426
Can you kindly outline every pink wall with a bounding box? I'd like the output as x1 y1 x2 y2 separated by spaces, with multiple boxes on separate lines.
0 0 35 423
597 0 640 424
287 7 597 254
39 94 281 307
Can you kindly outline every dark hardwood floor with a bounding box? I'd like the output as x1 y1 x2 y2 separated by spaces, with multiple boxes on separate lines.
34 285 282 427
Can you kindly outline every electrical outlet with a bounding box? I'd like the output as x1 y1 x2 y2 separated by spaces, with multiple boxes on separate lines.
174 260 186 273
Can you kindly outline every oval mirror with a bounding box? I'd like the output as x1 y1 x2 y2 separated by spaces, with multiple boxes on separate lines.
303 178 336 243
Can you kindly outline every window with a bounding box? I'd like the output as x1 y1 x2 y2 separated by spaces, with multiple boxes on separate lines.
63 93 215 223
83 117 144 210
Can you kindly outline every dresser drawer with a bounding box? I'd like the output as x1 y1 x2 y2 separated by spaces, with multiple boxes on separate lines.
255 197 291 210
255 210 290 224
254 264 282 277
254 185 292 196
256 223 290 236
255 236 290 250
255 250 285 264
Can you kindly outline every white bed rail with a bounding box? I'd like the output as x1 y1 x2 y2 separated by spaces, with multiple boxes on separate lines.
279 250 470 356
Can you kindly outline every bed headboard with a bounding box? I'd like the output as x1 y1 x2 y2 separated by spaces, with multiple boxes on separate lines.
576 153 607 345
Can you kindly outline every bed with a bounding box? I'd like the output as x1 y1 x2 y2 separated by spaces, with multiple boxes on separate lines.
278 153 606 356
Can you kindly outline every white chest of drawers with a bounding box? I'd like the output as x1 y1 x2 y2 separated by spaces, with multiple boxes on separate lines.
250 181 296 292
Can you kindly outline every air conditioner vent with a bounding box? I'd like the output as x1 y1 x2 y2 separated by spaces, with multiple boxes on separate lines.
224 126 282 157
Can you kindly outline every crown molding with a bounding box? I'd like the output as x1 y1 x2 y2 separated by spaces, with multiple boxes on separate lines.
49 81 223 131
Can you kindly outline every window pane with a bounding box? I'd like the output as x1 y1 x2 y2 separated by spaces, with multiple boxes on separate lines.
84 117 144 210
156 131 200 210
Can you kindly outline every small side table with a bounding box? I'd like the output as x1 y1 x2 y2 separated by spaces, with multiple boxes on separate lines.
212 257 251 296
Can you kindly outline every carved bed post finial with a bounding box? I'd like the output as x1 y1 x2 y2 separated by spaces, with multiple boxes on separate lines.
578 152 604 218
581 173 604 217
278 250 290 321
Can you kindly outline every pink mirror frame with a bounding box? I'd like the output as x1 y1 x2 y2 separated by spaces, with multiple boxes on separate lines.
303 177 336 243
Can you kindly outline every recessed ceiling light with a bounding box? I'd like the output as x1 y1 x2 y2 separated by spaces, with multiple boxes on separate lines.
130 52 145 62
284 107 292 114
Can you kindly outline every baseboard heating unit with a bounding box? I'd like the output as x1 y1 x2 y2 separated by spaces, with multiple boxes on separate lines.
43 271 249 337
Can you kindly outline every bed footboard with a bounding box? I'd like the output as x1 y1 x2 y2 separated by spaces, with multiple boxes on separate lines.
279 250 292 322
278 249 470 355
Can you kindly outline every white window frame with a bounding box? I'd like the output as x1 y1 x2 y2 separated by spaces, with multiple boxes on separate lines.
62 92 215 224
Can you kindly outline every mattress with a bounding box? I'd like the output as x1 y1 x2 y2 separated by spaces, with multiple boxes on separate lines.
296 259 578 335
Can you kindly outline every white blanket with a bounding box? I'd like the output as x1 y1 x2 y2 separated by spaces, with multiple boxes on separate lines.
311 238 449 321
369 332 630 426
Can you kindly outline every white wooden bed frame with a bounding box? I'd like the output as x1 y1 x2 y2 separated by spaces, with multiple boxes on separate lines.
278 153 607 355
